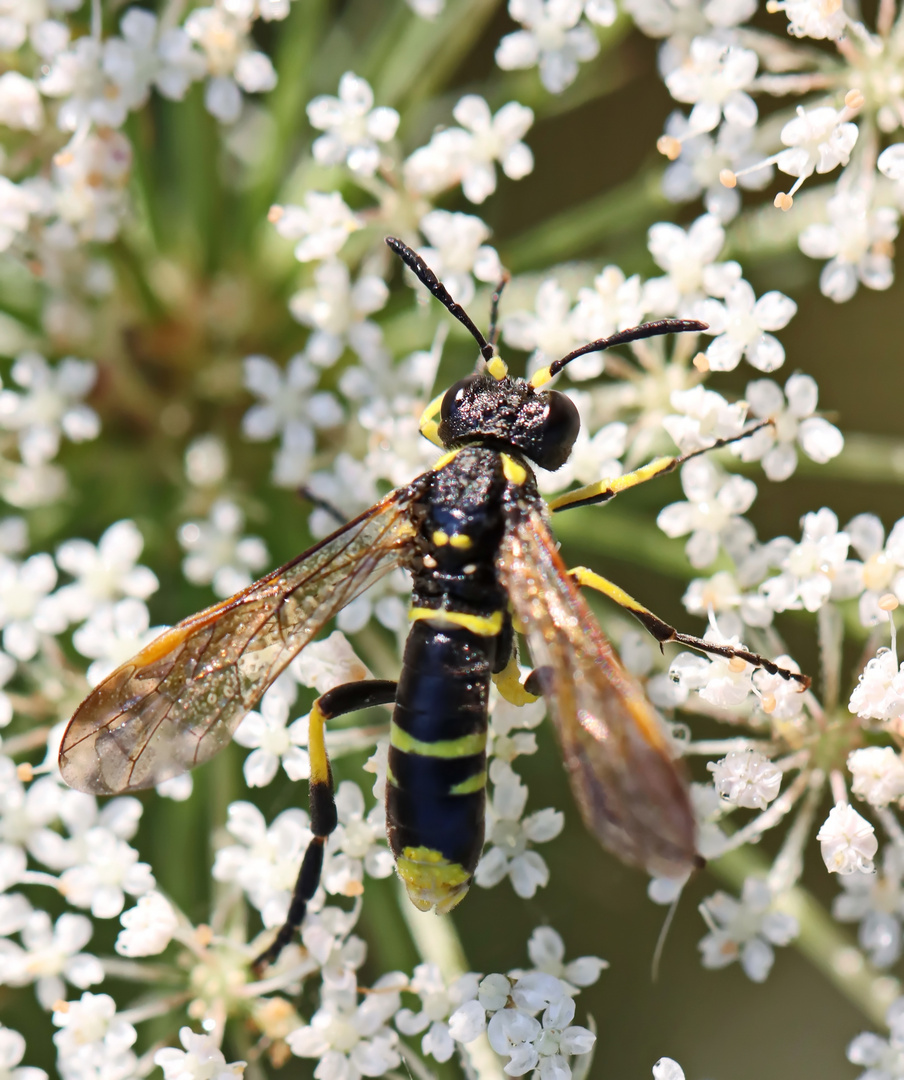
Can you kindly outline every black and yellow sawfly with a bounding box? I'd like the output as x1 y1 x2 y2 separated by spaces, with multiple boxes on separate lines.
59 237 808 968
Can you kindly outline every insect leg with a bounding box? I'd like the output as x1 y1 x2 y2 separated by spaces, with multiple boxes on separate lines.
419 391 446 447
252 677 398 972
486 610 536 706
568 565 810 688
491 653 539 706
548 420 773 513
298 486 347 526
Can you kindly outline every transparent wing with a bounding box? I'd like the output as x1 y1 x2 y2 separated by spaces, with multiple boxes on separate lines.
497 501 698 879
60 485 423 795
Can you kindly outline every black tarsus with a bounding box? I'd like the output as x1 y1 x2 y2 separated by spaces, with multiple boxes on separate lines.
252 678 398 974
668 631 811 688
622 601 810 688
254 841 326 971
386 236 495 363
549 319 708 378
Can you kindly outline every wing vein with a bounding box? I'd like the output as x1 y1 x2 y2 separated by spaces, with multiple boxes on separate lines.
497 498 698 879
60 483 423 794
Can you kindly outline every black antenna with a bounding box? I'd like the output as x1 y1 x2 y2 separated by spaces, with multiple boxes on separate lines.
547 319 708 380
488 270 510 349
386 237 495 363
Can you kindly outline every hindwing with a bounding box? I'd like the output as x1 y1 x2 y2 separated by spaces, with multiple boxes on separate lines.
497 498 698 879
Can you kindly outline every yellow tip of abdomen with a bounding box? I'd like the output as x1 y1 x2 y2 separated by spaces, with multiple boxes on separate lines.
396 846 472 914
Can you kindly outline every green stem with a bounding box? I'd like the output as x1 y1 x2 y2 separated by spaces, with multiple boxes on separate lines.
125 109 163 256
372 0 505 111
711 844 900 1027
552 505 693 576
396 881 506 1080
240 0 329 237
168 86 220 272
397 883 470 978
353 624 405 681
501 168 668 271
230 1019 265 1080
110 238 167 321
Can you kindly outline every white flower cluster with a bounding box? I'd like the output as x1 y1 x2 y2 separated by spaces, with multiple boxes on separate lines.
496 0 617 94
0 352 100 508
285 926 602 1079
0 0 285 333
307 71 399 177
246 74 535 494
403 95 535 205
834 843 904 968
0 517 161 709
500 212 809 388
699 876 799 982
848 996 904 1080
627 0 904 301
4 1 904 1075
448 969 596 1077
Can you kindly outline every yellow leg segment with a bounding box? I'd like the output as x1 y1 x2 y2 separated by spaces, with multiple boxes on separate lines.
569 566 810 688
548 419 774 513
419 392 445 447
307 700 331 787
253 679 397 972
492 654 539 706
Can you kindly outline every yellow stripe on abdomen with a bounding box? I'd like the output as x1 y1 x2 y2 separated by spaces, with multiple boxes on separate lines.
390 721 487 758
408 607 503 636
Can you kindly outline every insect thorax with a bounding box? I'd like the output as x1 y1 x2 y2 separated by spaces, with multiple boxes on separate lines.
408 444 522 616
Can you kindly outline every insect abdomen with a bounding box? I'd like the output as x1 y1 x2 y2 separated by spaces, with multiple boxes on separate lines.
386 619 493 912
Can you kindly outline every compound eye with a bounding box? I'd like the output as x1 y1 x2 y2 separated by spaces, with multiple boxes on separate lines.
440 374 480 422
535 390 580 470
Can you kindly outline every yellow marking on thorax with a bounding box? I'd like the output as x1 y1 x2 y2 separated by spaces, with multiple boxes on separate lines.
390 722 487 758
487 357 508 380
432 448 459 471
500 453 527 485
409 607 504 636
431 528 470 549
